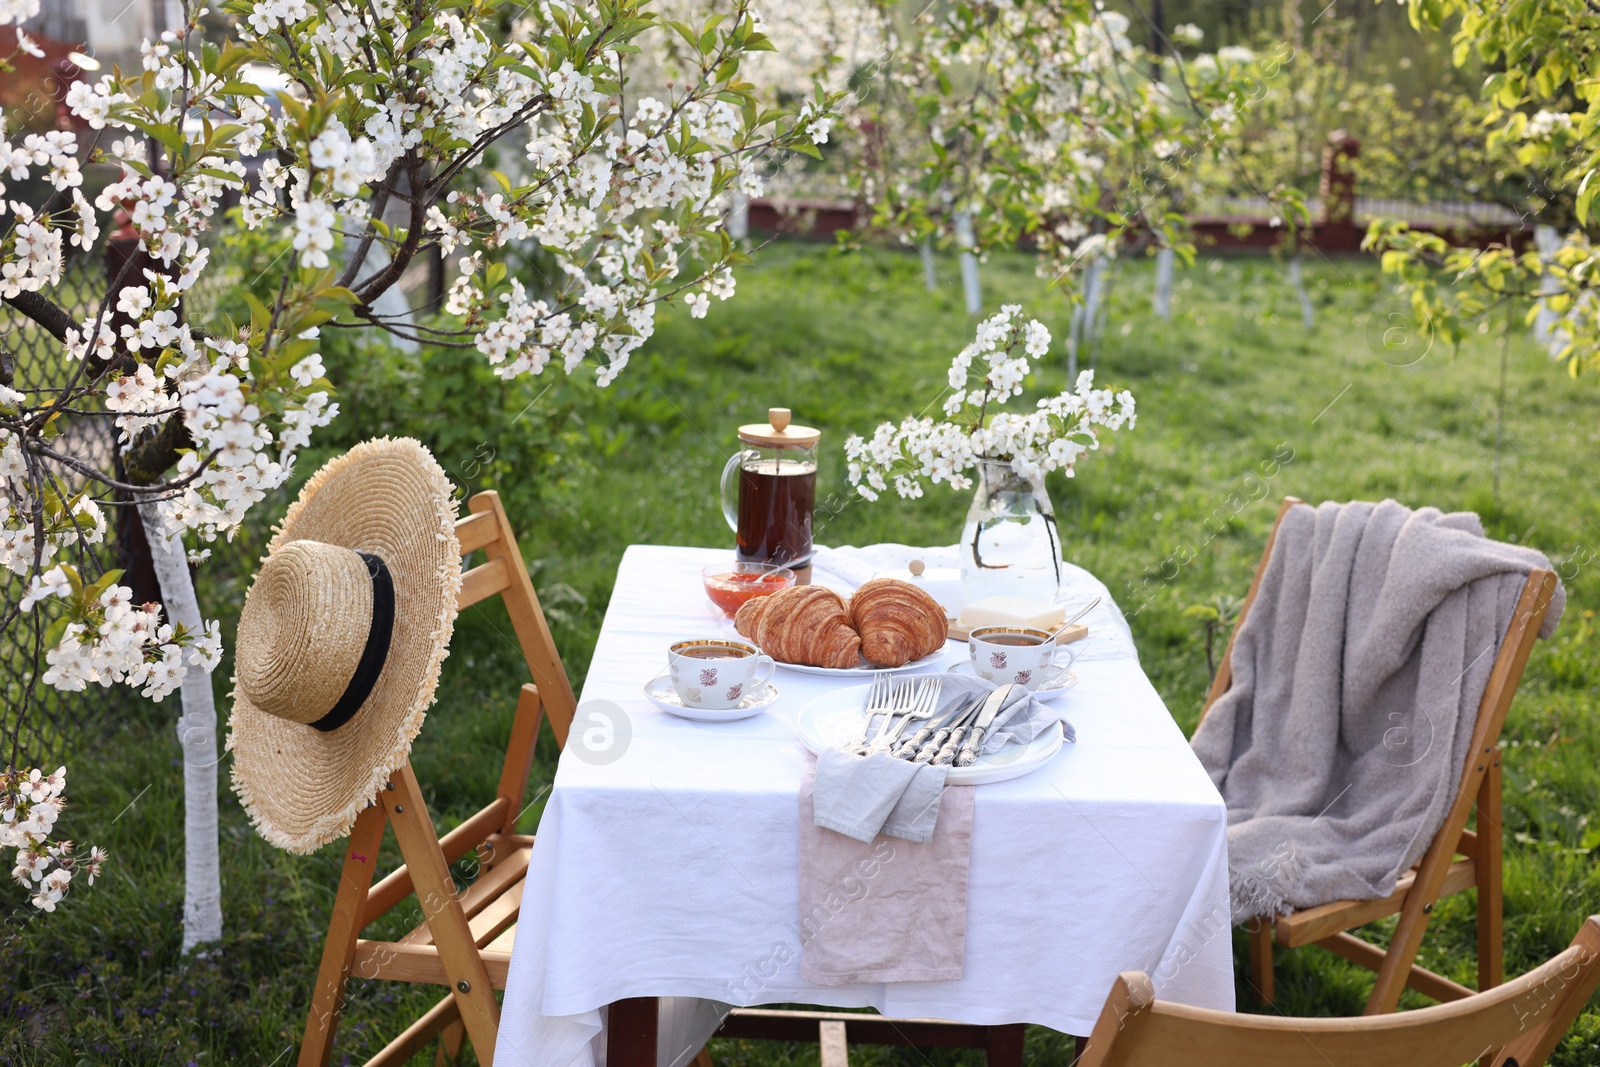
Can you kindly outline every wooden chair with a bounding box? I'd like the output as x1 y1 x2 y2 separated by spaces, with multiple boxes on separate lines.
1206 497 1559 1014
1076 914 1600 1067
297 490 578 1067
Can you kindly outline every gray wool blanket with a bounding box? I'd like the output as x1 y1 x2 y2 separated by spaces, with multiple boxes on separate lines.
1190 500 1564 923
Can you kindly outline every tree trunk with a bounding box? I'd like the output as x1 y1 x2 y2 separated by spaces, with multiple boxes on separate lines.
1087 257 1113 372
137 501 223 953
1153 246 1174 319
728 192 750 242
1532 224 1564 358
920 238 937 291
1068 255 1109 378
954 211 981 315
1288 254 1314 329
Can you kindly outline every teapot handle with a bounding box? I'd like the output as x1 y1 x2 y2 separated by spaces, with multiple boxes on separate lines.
720 450 754 533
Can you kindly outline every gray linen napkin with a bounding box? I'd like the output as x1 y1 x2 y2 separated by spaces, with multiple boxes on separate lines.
798 759 976 984
811 676 1074 844
812 748 947 843
939 674 1077 752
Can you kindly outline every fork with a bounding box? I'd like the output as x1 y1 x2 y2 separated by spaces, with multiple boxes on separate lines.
843 673 898 752
855 677 922 754
864 678 943 755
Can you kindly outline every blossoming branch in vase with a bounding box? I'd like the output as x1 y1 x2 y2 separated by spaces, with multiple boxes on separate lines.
844 306 1136 501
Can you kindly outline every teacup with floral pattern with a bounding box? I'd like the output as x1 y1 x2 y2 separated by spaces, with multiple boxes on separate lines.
667 638 776 710
968 626 1076 691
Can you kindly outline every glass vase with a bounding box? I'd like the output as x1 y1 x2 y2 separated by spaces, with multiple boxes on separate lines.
959 458 1062 604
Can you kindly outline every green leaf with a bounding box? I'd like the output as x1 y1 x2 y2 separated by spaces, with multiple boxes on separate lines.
244 291 272 332
85 568 126 603
42 615 69 650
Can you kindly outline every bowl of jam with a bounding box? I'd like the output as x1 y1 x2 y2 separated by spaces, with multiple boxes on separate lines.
702 562 797 617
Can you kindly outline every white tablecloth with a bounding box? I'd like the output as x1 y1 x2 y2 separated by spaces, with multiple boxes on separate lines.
497 545 1233 1067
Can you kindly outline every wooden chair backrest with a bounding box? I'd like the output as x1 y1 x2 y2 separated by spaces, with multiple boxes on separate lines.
454 490 576 748
1077 915 1600 1067
1200 495 1302 718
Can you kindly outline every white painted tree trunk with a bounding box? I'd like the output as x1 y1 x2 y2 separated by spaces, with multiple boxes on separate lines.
137 502 223 953
728 192 750 241
1153 246 1174 319
920 239 938 291
1532 225 1565 358
1067 255 1109 379
954 211 981 315
1088 259 1115 371
1288 254 1314 329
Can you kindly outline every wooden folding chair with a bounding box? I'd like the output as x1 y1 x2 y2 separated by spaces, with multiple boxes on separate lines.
1076 914 1600 1067
1206 497 1560 1014
296 490 578 1067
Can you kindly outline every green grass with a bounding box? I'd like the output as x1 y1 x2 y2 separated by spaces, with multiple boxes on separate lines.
4 242 1599 1065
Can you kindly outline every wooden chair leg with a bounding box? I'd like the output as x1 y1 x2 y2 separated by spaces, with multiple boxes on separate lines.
1249 919 1275 1005
985 1023 1025 1066
691 1049 714 1067
1365 889 1438 1014
819 1019 849 1067
298 802 387 1067
1477 752 1504 991
433 1020 466 1066
385 765 502 1066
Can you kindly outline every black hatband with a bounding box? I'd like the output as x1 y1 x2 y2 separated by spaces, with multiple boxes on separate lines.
308 552 394 732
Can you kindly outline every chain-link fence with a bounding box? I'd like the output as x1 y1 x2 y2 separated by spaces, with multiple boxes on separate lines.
1 240 132 775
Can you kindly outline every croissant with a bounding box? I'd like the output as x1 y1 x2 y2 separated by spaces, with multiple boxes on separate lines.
849 578 947 667
735 586 862 669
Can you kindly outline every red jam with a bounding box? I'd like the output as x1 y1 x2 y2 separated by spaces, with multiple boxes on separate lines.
704 570 791 616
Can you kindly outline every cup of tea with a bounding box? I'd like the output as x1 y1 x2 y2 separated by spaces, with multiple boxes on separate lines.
968 626 1076 690
667 639 777 709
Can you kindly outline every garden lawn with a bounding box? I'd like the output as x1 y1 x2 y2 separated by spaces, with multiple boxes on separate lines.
4 242 1598 1066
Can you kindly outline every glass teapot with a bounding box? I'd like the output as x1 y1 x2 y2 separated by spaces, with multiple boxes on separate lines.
720 408 820 575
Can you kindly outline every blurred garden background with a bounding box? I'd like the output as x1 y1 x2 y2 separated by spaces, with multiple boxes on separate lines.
2 0 1599 1063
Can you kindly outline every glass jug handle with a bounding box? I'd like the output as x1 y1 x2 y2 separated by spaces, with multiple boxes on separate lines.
720 450 755 533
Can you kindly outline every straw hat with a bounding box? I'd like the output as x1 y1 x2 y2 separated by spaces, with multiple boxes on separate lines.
228 438 462 854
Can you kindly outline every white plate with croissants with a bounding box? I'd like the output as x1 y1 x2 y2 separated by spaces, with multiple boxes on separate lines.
732 577 952 675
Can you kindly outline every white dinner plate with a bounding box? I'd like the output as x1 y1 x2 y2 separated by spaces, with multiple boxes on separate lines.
772 645 950 677
643 672 779 722
947 661 1079 701
795 683 1065 786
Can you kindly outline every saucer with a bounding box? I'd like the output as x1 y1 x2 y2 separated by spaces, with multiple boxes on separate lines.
643 672 779 722
947 660 1078 700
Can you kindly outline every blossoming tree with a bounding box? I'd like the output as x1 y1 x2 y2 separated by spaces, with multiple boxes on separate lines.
1367 0 1600 378
829 2 1251 345
0 0 837 948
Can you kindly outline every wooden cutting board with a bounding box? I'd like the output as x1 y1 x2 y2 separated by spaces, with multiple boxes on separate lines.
947 620 1088 644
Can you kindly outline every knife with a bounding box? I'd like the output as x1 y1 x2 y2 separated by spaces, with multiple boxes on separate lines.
952 684 1019 767
934 684 1015 766
893 693 980 760
912 699 982 763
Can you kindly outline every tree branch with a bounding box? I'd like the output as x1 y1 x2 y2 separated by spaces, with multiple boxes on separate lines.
336 163 398 289
353 153 428 307
124 413 196 485
3 291 76 343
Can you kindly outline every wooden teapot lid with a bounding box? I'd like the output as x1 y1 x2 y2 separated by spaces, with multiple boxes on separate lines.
737 407 821 448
